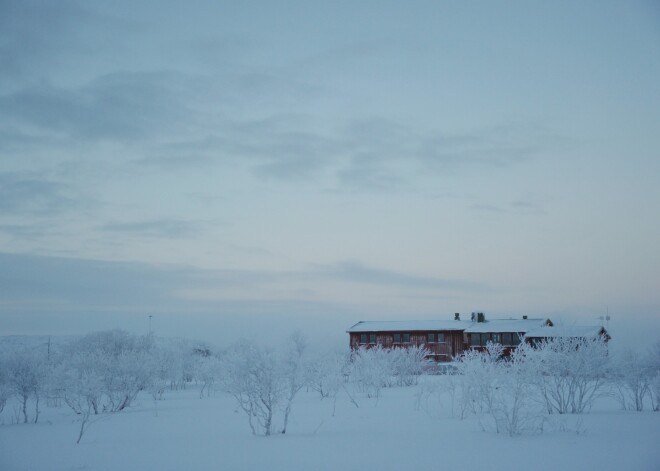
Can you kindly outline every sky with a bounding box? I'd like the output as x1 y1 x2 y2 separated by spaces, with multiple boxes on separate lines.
1 0 659 350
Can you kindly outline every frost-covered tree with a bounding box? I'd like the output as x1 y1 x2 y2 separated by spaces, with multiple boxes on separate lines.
348 345 429 398
648 342 660 412
391 345 428 387
455 342 504 417
60 350 106 415
611 348 651 411
308 350 348 399
145 341 188 399
5 349 45 423
0 355 11 417
307 350 352 414
349 346 393 398
348 346 429 397
63 330 156 413
524 336 609 414
194 353 223 399
223 342 284 436
280 332 309 434
489 343 542 436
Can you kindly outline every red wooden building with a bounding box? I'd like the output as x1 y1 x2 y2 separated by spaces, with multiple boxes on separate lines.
347 319 469 362
347 313 573 362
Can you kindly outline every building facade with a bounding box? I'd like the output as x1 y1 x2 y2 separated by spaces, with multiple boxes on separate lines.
347 313 606 362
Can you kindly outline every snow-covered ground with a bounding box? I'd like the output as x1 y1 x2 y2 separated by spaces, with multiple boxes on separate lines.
1 378 658 471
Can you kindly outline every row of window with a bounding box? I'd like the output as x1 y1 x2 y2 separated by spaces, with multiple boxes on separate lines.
358 333 446 344
469 332 522 347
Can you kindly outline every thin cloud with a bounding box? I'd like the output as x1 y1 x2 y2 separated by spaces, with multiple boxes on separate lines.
0 72 192 142
0 172 82 215
314 260 489 292
98 218 202 239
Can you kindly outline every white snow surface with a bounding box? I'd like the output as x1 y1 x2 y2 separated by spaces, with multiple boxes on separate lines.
1 379 658 471
525 325 605 338
463 318 548 333
347 320 472 332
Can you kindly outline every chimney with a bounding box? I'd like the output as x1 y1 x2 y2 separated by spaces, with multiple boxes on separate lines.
454 313 460 321
471 312 476 322
477 312 485 323
523 315 528 320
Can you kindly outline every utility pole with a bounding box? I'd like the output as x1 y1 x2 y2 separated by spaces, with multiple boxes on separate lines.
149 315 153 334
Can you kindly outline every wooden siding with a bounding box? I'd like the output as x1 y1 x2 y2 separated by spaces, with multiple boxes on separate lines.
349 330 467 362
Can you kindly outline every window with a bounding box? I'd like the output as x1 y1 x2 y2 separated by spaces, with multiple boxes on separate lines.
470 333 480 347
369 334 376 344
403 333 410 343
492 333 501 344
437 333 445 343
393 333 401 343
480 333 491 347
502 333 512 346
427 333 435 343
360 334 367 344
512 333 521 346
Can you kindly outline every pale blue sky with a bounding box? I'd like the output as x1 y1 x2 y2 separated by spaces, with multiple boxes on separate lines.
1 1 659 348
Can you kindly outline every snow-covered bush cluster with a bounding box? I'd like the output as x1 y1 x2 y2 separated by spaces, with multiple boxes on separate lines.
610 342 660 412
420 338 659 436
0 330 220 441
1 330 658 443
348 345 428 398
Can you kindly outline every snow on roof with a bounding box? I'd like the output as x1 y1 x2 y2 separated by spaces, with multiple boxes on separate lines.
524 325 606 339
463 318 548 333
346 320 472 333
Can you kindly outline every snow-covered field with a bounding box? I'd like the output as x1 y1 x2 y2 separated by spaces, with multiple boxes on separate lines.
1 378 658 471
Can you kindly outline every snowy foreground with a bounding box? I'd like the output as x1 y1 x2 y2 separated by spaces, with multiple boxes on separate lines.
1 378 658 471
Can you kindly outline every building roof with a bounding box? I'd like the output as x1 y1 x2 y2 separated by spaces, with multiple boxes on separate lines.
524 325 607 339
346 320 472 333
463 318 549 333
346 318 550 333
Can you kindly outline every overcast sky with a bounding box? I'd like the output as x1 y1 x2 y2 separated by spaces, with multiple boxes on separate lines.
1 0 659 349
